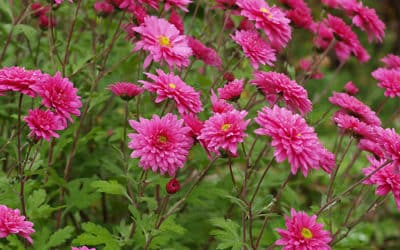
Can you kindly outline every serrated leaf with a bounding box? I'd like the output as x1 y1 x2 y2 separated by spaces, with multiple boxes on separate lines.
73 222 120 250
209 218 248 250
91 180 126 196
45 226 74 248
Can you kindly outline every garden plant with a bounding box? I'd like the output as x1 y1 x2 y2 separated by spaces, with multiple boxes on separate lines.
1 0 400 249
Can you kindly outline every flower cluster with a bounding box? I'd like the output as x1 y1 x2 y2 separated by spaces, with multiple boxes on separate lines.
372 54 400 98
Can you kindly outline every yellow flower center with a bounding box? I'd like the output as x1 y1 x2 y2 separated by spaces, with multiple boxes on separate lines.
297 133 302 137
301 228 313 239
169 83 176 89
158 35 171 47
158 135 167 143
221 123 232 132
260 7 273 18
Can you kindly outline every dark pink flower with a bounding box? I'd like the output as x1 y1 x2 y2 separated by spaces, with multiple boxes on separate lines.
94 1 114 16
251 71 312 115
0 66 47 97
166 178 180 194
352 5 385 43
231 30 276 69
236 0 292 49
187 37 222 68
24 109 65 141
329 92 381 126
31 3 49 17
108 82 143 101
213 0 236 10
169 10 185 34
165 0 191 12
198 109 250 156
358 139 384 159
32 72 82 124
275 208 332 250
39 14 57 29
255 106 335 176
211 90 234 114
333 112 376 140
0 205 35 244
299 58 324 79
371 68 400 98
374 128 400 172
344 81 359 95
132 16 192 70
128 114 193 176
182 113 203 138
381 54 400 69
238 18 255 31
280 0 314 30
218 79 244 101
140 69 203 114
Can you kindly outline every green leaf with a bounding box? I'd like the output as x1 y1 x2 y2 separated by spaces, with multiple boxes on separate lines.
73 222 120 250
209 218 248 250
91 180 127 196
27 189 60 220
45 226 75 248
13 24 38 45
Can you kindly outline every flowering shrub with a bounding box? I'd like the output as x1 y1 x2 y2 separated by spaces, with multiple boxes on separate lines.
0 0 399 249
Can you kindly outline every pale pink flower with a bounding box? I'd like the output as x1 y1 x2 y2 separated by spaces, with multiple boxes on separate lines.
55 0 73 4
24 109 65 141
218 79 244 101
381 54 400 69
132 16 192 70
72 247 96 250
329 92 381 126
210 90 234 114
251 71 312 115
255 106 335 176
0 66 47 97
231 30 276 69
108 82 143 101
362 156 400 210
371 68 400 98
275 208 332 250
344 81 359 95
236 0 292 49
165 0 191 12
187 37 222 68
128 114 193 176
198 110 250 156
32 72 82 124
140 69 203 114
0 205 35 244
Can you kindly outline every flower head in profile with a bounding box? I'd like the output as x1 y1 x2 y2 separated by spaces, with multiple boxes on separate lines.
0 66 47 97
218 79 244 101
381 54 400 69
344 81 359 95
24 109 65 142
72 247 96 250
210 90 234 114
169 10 184 34
140 69 203 114
236 0 292 49
275 208 332 250
357 139 384 159
371 68 400 98
352 5 385 43
251 71 312 115
187 37 222 68
32 72 82 124
374 128 400 172
333 112 376 140
128 114 193 176
198 110 250 157
164 0 191 12
280 0 314 30
231 30 276 69
132 16 192 70
108 82 143 101
255 106 335 176
0 205 35 244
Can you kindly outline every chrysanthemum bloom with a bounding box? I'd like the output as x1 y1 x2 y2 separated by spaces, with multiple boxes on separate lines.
344 81 359 95
24 109 65 142
381 54 400 69
236 0 291 49
238 18 256 31
0 66 47 97
165 0 191 12
275 208 332 250
0 205 35 244
280 0 314 30
231 30 276 69
108 82 143 101
371 68 400 98
169 10 185 34
251 71 312 115
32 72 82 124
218 79 244 101
299 58 323 79
128 114 193 176
333 112 376 140
187 37 222 68
140 69 202 114
31 3 49 17
255 106 335 176
357 138 384 159
72 247 96 250
198 109 250 156
351 4 385 43
374 128 400 172
132 16 192 70
182 113 203 138
210 90 234 114
94 1 114 16
362 156 400 210
329 92 381 126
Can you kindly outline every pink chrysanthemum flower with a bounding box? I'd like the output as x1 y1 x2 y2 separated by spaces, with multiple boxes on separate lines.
362 156 400 210
280 0 314 30
211 90 234 114
140 69 203 114
231 30 276 69
108 82 143 101
182 113 203 138
371 68 400 98
251 71 312 115
187 37 222 68
238 18 256 31
32 72 82 124
0 205 35 244
0 66 47 97
275 208 332 250
329 92 381 126
255 106 335 176
299 59 324 79
236 0 291 49
94 1 114 16
357 138 384 159
169 10 184 34
128 114 193 176
72 247 96 250
381 54 400 69
55 0 73 4
218 79 244 101
333 112 376 140
164 0 191 12
132 16 192 70
24 109 65 141
343 81 359 95
374 128 400 172
352 5 385 43
198 109 250 156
